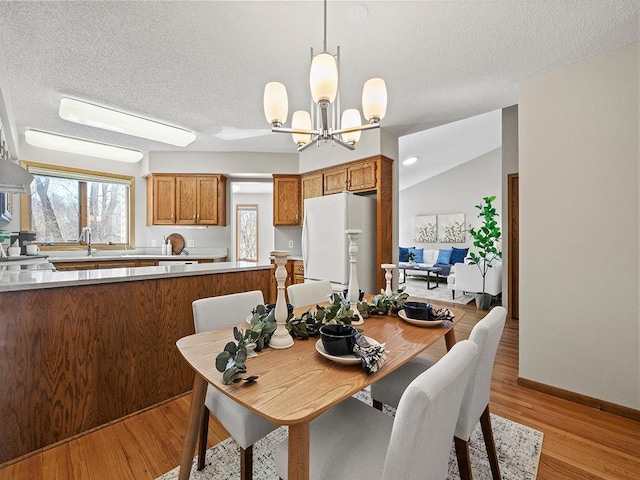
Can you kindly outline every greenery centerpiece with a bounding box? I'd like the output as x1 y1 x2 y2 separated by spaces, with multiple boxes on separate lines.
405 250 416 264
468 195 502 310
215 289 408 383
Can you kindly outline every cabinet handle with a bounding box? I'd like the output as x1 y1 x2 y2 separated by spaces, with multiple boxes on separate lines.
197 214 200 221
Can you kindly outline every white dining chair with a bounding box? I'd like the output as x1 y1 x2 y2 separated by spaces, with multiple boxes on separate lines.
275 340 479 480
286 280 333 307
192 291 278 480
371 306 508 480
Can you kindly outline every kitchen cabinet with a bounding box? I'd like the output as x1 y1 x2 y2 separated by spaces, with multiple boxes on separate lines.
347 160 377 192
301 172 323 220
273 175 301 226
322 160 377 195
147 174 227 226
323 167 348 195
292 260 305 284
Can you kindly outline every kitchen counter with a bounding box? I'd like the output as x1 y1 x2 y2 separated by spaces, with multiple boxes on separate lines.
0 260 274 463
47 253 227 262
0 260 272 292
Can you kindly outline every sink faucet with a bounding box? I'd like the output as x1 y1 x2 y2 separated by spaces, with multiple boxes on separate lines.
79 227 92 256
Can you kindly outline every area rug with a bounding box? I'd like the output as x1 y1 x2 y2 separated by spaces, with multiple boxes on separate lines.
403 276 475 305
158 389 543 480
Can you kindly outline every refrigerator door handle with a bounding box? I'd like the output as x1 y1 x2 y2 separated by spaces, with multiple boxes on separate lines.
302 211 309 267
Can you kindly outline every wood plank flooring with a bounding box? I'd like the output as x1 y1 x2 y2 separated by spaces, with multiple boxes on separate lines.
1 303 639 479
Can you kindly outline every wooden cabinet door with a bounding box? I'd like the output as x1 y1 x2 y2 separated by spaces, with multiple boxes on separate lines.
323 167 348 195
348 161 377 192
273 175 301 226
196 176 219 225
301 172 323 221
292 260 305 284
175 176 198 224
152 176 176 224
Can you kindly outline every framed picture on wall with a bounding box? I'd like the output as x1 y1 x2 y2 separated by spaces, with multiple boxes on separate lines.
437 213 465 243
413 215 437 243
0 193 13 222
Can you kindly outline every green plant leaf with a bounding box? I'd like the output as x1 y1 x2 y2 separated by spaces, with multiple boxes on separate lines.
215 351 231 372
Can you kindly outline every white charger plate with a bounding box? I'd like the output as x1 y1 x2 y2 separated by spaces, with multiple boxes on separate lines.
398 309 443 327
315 336 379 365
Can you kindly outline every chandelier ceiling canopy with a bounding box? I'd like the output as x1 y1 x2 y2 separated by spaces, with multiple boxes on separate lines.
263 0 388 152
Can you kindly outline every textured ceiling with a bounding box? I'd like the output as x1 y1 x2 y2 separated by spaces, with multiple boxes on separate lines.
0 1 637 165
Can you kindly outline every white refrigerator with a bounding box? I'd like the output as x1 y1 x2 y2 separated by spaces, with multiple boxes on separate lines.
302 192 377 293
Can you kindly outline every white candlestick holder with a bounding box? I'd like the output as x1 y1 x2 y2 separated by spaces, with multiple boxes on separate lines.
381 263 396 296
268 250 294 349
346 229 364 325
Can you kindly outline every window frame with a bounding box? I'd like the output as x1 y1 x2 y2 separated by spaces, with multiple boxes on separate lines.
235 203 258 262
20 161 135 251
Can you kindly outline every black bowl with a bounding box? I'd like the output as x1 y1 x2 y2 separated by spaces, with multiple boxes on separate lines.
265 303 294 316
320 324 358 356
403 301 433 320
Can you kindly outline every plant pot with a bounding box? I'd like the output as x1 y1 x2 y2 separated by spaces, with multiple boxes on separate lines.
475 293 492 310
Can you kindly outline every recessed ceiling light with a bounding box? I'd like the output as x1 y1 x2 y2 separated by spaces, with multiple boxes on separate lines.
403 156 418 165
59 98 196 147
25 130 143 163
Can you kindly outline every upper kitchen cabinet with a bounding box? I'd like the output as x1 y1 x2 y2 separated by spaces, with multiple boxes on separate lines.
147 174 227 226
273 175 301 226
322 159 378 195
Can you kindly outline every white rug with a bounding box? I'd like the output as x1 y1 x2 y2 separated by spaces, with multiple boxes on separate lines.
158 389 543 480
403 276 475 305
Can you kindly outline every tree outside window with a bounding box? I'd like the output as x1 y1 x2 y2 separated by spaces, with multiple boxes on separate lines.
236 204 258 261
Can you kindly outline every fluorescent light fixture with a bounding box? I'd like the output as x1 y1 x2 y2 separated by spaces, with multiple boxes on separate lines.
25 130 143 163
403 156 418 166
59 98 196 147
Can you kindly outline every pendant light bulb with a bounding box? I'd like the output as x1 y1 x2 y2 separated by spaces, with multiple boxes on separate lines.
341 109 362 145
362 78 387 123
310 53 338 104
292 110 312 146
264 82 289 126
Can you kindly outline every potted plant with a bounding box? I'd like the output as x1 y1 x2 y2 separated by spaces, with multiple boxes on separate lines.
468 196 502 310
406 250 416 264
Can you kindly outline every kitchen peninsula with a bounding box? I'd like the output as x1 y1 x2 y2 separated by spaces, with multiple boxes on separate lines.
0 261 273 465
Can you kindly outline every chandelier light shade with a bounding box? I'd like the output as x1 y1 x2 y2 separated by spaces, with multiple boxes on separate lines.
362 78 388 123
341 109 362 145
263 82 288 126
58 98 196 147
25 130 143 163
263 0 388 151
292 110 312 146
310 53 339 104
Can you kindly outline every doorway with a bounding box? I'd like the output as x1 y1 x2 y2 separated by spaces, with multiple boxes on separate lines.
230 181 274 263
507 173 519 319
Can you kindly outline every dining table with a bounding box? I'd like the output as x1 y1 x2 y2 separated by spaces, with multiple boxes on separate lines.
176 299 463 480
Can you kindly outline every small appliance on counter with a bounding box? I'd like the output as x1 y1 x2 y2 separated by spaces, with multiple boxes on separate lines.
9 230 37 255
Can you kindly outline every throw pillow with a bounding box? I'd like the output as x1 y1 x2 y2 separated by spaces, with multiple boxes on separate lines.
436 248 452 265
450 247 469 264
399 246 413 262
408 247 424 263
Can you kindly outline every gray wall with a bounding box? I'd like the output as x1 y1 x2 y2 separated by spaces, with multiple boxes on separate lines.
519 43 639 409
501 105 519 307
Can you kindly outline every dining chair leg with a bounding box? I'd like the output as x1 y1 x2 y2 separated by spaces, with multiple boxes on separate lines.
372 399 384 411
454 436 473 480
240 445 253 480
197 406 210 470
480 406 502 480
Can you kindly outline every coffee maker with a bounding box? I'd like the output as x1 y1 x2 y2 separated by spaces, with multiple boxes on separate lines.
9 230 37 255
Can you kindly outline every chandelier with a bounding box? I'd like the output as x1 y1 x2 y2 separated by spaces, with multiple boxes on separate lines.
263 0 387 152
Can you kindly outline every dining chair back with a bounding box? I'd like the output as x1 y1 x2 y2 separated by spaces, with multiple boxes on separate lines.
275 340 478 480
192 291 277 480
287 280 333 307
371 306 507 480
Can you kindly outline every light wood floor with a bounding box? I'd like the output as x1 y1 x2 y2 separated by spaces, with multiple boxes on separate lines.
1 303 639 479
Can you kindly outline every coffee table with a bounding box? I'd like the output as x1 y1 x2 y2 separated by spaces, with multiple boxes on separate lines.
400 264 443 289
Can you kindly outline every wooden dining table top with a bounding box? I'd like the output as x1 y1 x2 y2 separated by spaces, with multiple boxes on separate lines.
176 302 464 425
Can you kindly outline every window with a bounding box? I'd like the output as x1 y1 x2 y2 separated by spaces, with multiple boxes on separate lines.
21 161 134 248
236 204 258 262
